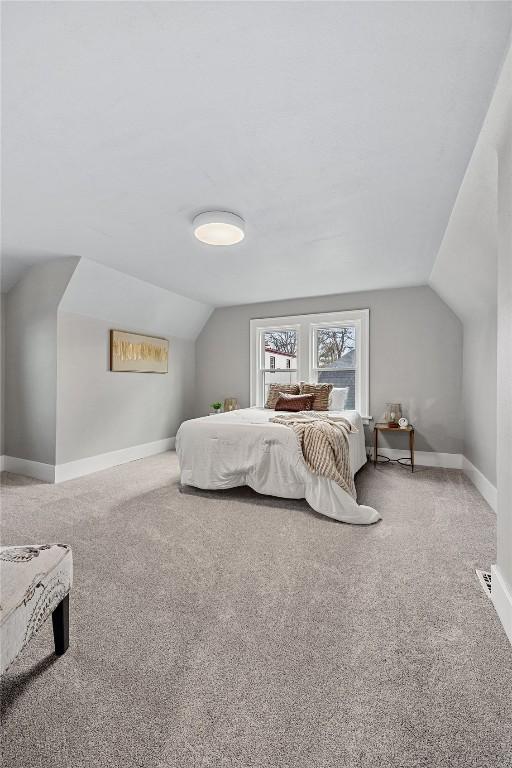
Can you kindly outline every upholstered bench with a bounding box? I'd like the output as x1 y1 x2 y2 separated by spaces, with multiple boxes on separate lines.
0 544 73 674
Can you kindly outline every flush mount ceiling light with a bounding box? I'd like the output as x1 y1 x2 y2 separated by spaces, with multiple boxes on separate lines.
193 211 245 245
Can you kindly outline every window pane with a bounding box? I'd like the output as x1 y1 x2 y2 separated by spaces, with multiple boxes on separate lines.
263 370 298 403
318 369 356 409
264 330 297 369
316 327 355 369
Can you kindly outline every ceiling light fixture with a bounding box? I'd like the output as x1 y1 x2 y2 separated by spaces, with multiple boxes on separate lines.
193 211 245 246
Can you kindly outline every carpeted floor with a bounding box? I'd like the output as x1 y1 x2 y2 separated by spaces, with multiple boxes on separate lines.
1 453 511 768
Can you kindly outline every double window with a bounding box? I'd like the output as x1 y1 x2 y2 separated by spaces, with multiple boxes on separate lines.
250 309 369 416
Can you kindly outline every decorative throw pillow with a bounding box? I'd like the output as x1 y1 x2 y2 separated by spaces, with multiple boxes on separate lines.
329 387 350 411
275 393 315 412
299 382 333 411
265 383 300 409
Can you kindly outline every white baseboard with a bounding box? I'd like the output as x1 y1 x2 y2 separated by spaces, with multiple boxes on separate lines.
1 438 176 484
54 437 176 482
462 457 497 512
2 456 56 483
366 446 463 469
491 565 512 646
366 447 497 510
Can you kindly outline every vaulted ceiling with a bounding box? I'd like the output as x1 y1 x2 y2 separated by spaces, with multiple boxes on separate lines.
2 1 511 305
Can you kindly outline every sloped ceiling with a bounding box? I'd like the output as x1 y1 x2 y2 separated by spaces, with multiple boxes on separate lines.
429 43 512 323
59 258 212 340
2 2 512 305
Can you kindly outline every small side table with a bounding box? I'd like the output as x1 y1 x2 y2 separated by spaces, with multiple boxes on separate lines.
373 423 415 472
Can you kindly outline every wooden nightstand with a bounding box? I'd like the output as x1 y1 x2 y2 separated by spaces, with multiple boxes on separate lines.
373 423 415 472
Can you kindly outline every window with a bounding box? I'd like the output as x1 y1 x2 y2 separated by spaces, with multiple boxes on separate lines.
313 326 357 409
256 328 299 406
250 309 369 415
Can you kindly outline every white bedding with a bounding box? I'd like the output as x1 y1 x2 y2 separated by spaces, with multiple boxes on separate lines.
176 408 380 524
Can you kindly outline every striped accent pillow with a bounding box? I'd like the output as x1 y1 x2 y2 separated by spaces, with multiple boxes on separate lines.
299 382 333 411
265 383 300 409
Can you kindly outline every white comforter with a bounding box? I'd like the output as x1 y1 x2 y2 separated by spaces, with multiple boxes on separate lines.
176 408 380 524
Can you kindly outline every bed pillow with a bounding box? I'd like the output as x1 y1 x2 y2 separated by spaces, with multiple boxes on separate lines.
275 393 315 412
265 383 300 409
299 382 333 410
329 387 349 411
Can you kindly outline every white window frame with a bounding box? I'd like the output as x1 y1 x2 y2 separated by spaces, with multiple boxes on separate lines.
250 309 370 417
253 323 300 409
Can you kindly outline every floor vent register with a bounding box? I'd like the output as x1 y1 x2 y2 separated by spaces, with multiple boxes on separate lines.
476 569 492 598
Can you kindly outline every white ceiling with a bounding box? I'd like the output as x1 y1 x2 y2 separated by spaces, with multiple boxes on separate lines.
2 1 511 305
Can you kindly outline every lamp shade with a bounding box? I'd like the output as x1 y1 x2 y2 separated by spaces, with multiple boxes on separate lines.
385 403 402 425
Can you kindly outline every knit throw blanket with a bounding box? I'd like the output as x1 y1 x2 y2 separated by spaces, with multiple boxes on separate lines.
270 412 357 499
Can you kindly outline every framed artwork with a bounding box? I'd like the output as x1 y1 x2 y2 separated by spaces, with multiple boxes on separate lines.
110 330 169 373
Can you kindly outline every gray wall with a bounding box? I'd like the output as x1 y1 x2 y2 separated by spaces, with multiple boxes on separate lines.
1 298 5 455
56 312 195 464
462 316 497 485
430 114 499 486
196 285 464 454
3 256 206 469
4 258 79 464
430 42 512 608
495 48 512 595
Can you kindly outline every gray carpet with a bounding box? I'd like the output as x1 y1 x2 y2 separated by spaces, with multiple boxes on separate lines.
1 454 511 768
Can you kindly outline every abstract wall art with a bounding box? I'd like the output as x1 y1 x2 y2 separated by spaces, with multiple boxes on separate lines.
110 330 169 373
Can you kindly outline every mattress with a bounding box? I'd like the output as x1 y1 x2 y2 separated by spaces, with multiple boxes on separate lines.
176 408 380 524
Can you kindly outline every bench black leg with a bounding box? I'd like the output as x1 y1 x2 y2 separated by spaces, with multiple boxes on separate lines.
52 593 70 656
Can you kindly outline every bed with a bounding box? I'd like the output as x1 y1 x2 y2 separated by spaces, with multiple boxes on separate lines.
176 408 380 524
